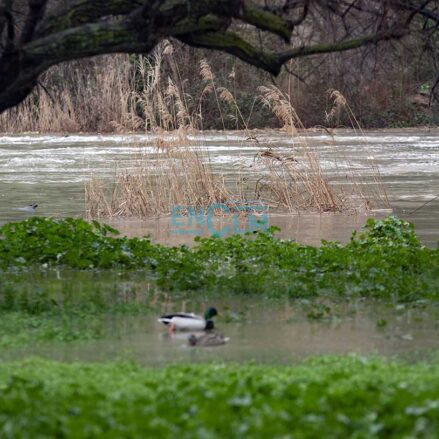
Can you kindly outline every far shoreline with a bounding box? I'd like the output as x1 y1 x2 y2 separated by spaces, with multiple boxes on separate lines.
0 125 439 137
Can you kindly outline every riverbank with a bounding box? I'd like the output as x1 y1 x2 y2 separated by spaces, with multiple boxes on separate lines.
0 41 437 134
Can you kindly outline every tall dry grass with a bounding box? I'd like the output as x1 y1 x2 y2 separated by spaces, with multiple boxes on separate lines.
251 85 390 212
84 58 389 217
0 42 201 133
85 132 246 218
0 55 136 133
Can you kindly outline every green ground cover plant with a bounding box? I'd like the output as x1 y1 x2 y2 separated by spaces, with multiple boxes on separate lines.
0 356 439 437
0 216 438 301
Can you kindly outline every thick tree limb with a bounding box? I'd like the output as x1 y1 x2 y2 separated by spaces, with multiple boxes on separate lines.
240 2 292 41
277 30 408 64
37 0 143 37
184 29 409 76
0 0 435 114
181 30 282 75
21 0 47 43
26 21 154 65
1 0 14 51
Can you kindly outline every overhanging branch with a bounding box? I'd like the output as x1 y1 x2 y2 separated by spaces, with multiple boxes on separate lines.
181 29 409 76
37 0 143 38
180 30 281 75
25 20 154 66
0 0 430 115
277 30 408 64
240 2 292 41
21 0 47 44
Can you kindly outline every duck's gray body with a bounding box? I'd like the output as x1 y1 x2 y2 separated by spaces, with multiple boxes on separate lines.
188 332 229 347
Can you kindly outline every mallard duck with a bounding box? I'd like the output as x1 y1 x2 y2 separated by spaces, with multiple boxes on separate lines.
188 332 229 347
158 307 218 333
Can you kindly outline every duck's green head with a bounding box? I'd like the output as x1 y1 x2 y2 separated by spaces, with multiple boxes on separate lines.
205 307 218 320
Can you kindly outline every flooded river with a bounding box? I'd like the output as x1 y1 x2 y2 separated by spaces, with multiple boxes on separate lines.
0 129 438 246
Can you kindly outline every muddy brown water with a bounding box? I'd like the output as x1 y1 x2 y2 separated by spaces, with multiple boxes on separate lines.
0 129 438 246
1 292 439 365
1 129 439 364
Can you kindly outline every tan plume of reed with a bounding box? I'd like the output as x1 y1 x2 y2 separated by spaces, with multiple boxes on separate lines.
85 134 246 218
326 89 367 137
325 89 348 126
255 86 387 213
199 59 225 130
166 78 192 129
258 85 303 135
217 86 249 131
325 89 391 209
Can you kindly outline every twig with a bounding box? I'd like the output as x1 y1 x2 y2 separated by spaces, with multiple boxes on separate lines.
408 194 439 215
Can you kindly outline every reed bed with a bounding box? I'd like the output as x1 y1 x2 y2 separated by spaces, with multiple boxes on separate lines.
0 55 136 133
0 42 200 133
85 133 246 218
85 77 389 217
246 86 390 213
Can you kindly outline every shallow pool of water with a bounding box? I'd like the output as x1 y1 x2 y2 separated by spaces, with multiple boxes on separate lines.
1 279 438 365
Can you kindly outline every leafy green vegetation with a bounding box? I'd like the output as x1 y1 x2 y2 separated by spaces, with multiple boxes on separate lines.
0 214 436 347
0 356 438 437
0 217 438 437
0 216 438 301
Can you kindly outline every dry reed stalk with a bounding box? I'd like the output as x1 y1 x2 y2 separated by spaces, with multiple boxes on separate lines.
128 42 199 132
199 59 226 130
256 85 341 212
217 86 250 131
85 133 247 218
254 85 388 213
86 84 389 218
325 89 391 210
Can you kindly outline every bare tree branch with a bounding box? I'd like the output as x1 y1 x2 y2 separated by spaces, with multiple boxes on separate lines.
0 0 437 114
